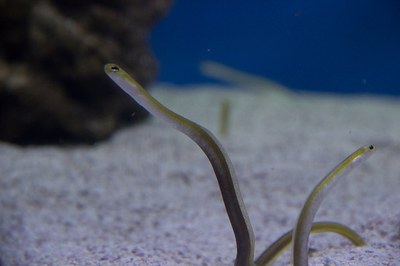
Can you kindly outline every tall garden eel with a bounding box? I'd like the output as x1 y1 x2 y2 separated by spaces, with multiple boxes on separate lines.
104 64 375 266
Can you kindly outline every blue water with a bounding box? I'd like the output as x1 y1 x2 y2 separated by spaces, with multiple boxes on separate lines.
150 0 400 95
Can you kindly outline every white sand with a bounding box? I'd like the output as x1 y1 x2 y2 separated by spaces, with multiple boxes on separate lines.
0 85 399 265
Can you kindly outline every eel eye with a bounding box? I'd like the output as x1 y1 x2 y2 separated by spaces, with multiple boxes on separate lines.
111 65 120 72
368 145 375 150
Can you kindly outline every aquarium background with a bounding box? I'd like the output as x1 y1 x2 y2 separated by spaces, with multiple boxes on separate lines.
150 0 400 95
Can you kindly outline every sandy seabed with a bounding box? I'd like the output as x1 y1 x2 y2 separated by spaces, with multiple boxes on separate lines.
1 84 399 265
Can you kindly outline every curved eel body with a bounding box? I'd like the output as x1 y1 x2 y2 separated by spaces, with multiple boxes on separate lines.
292 144 375 266
105 64 255 266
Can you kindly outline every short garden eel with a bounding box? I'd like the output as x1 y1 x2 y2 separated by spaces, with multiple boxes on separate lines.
292 144 375 266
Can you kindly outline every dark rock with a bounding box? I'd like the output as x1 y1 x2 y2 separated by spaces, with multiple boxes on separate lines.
0 0 173 145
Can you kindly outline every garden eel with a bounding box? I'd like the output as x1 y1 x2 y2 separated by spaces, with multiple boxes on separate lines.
105 64 255 266
255 221 365 265
292 144 375 266
219 98 231 137
104 64 374 266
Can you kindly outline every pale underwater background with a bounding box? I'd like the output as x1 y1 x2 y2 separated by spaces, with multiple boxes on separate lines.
1 84 399 265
